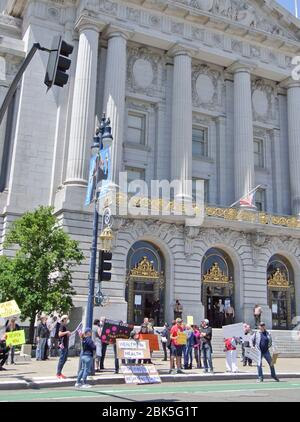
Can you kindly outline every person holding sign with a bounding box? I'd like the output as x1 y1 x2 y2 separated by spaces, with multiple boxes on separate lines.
56 315 71 379
5 318 20 365
75 327 96 388
169 318 185 375
251 322 279 383
0 333 10 371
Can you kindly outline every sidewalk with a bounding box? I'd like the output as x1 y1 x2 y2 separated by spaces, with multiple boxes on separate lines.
0 353 299 390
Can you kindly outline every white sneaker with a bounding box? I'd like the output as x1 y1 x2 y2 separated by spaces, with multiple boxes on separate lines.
80 384 92 388
74 383 81 388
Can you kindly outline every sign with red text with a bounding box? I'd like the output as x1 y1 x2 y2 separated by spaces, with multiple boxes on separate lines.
120 365 161 384
116 339 150 359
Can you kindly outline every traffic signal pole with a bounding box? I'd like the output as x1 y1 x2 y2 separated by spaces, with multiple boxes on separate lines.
0 38 73 127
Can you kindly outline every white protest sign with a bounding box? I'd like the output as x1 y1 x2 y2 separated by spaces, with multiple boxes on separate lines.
123 350 145 359
117 340 146 350
120 365 161 384
244 347 260 363
222 322 244 339
69 332 76 348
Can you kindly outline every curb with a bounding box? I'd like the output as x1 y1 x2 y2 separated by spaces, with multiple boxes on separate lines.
1 372 300 390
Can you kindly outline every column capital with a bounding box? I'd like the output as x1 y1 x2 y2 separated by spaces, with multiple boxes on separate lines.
74 14 105 33
227 60 256 75
102 25 133 41
168 43 195 59
279 77 300 90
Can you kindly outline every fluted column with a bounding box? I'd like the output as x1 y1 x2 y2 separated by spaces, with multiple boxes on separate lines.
65 24 99 185
285 81 300 215
170 46 192 198
230 62 255 201
103 29 128 185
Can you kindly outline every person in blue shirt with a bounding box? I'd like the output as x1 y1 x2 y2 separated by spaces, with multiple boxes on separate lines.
75 327 96 388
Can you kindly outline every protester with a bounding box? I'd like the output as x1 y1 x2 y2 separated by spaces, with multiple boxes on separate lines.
0 333 10 371
36 315 50 361
251 322 279 383
56 315 71 379
99 317 107 370
159 323 170 361
152 300 160 326
92 319 102 373
48 315 59 357
242 323 253 367
193 325 202 369
138 318 153 364
253 304 262 328
169 318 184 375
224 337 238 373
5 318 20 364
225 304 235 325
174 300 183 320
200 319 214 373
184 324 195 370
75 327 96 388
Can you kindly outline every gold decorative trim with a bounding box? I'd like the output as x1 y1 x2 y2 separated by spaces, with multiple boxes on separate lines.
129 256 160 279
203 262 229 284
268 268 289 288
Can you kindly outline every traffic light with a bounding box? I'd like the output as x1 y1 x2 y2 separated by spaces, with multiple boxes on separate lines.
44 35 73 90
98 250 112 282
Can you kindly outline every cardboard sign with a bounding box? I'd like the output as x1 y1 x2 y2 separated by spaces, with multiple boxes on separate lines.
6 330 25 346
0 300 20 319
187 316 194 325
120 365 161 384
116 339 151 359
177 332 187 345
101 319 134 344
138 334 160 351
244 347 260 364
222 322 244 339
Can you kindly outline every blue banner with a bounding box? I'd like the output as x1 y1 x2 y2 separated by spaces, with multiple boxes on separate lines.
85 146 112 206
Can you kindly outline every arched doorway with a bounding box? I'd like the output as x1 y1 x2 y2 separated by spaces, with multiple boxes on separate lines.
126 241 165 326
202 248 234 328
267 255 296 330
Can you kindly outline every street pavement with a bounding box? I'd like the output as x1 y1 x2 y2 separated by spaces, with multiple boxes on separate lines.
0 354 299 390
0 379 300 402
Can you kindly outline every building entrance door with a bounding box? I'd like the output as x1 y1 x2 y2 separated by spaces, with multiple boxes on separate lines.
132 281 155 325
269 289 289 330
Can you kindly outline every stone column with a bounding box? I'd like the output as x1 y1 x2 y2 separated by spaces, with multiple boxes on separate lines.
170 46 192 198
229 62 255 202
286 81 300 215
65 24 100 185
103 29 128 186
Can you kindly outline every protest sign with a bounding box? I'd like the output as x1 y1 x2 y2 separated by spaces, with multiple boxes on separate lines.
6 330 25 346
138 334 159 351
116 339 150 359
222 322 244 339
177 332 187 345
0 300 20 319
101 319 134 344
120 365 161 384
187 316 194 325
244 347 260 364
69 322 83 348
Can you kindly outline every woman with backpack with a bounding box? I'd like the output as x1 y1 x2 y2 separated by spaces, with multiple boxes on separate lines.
75 327 96 388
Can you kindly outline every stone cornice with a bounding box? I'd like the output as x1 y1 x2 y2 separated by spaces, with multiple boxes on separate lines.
279 77 300 90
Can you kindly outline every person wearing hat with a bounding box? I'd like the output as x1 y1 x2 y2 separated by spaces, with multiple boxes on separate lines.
75 327 96 388
251 322 279 383
200 319 214 374
56 315 71 379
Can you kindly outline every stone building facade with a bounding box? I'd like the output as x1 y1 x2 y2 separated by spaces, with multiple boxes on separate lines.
1 0 300 329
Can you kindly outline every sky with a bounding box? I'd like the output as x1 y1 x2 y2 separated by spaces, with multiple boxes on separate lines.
277 0 298 16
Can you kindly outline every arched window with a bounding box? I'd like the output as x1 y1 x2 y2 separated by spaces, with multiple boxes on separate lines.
267 255 296 330
201 248 234 328
126 241 165 326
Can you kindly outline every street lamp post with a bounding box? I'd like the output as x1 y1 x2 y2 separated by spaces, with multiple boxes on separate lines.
85 114 113 329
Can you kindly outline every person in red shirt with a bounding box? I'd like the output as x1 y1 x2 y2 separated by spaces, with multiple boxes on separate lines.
224 337 238 373
169 318 185 374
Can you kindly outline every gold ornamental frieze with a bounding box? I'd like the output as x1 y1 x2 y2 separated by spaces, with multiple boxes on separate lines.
203 262 229 284
268 268 289 289
129 256 160 279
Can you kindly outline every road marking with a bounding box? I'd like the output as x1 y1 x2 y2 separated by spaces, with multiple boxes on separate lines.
1 381 300 402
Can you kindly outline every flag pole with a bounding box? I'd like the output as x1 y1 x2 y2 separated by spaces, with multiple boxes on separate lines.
295 0 298 18
229 185 261 208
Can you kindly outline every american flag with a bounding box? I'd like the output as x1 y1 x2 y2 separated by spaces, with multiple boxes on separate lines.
239 192 256 208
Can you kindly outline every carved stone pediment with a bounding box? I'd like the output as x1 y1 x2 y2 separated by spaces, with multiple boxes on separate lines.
171 0 299 41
